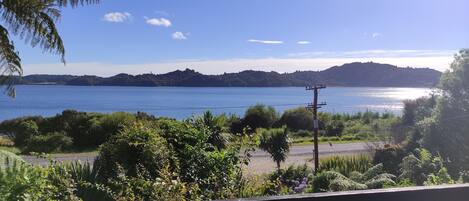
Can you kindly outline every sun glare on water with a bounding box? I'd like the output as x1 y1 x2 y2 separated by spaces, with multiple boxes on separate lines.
361 87 433 100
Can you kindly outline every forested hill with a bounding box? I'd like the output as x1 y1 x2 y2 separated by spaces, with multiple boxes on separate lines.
19 62 442 87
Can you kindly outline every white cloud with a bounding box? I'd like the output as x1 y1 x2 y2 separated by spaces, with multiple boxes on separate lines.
372 32 382 38
172 32 187 40
103 12 131 23
297 41 310 45
288 49 455 58
248 39 283 44
146 18 172 27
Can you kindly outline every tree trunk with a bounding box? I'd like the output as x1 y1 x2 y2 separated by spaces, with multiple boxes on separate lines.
276 161 281 173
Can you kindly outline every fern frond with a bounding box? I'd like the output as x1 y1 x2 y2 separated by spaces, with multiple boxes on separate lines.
0 25 22 97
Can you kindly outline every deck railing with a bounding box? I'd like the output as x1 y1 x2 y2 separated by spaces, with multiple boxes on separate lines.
223 184 469 201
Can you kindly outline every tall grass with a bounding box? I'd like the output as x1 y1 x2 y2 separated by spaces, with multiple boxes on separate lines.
318 155 372 176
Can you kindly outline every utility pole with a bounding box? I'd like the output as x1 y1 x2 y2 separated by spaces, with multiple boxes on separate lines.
306 84 326 174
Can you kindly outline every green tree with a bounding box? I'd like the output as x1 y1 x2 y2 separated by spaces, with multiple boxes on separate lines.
0 0 99 97
278 107 313 131
259 127 290 171
190 111 227 150
325 120 345 137
12 120 39 147
243 104 278 130
421 49 469 175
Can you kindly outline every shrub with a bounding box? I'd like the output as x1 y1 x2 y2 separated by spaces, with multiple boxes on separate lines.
329 177 367 191
312 171 367 192
373 144 407 175
47 110 99 148
424 167 454 186
189 111 228 150
361 163 385 181
325 120 345 137
13 120 39 147
277 107 313 131
226 114 244 135
346 164 390 184
266 164 312 193
398 149 453 186
318 155 372 176
22 132 73 153
365 177 396 189
0 111 140 150
312 164 396 193
0 161 50 200
343 121 372 137
312 171 344 192
65 162 114 200
243 104 278 130
94 122 172 180
93 112 136 146
0 151 78 201
108 166 194 201
153 119 245 199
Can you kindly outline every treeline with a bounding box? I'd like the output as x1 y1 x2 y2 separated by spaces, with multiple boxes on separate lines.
17 62 441 87
0 107 396 153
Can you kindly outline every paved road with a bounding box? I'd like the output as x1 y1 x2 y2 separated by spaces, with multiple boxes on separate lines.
22 142 373 174
248 142 373 174
251 142 372 157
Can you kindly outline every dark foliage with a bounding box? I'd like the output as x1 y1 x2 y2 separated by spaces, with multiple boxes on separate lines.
243 104 278 130
0 110 136 152
373 144 407 175
277 107 313 132
16 62 441 87
23 132 73 153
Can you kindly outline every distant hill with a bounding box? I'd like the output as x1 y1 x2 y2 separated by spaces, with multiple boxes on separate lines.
18 62 442 87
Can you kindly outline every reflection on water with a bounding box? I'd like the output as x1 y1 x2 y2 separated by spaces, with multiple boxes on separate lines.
0 85 432 120
359 87 433 100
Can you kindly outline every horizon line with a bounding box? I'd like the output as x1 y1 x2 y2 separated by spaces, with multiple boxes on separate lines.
22 61 443 77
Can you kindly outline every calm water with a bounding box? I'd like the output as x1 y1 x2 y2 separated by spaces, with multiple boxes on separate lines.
0 85 432 121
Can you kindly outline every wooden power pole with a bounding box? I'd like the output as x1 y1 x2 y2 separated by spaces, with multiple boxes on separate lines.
306 84 326 174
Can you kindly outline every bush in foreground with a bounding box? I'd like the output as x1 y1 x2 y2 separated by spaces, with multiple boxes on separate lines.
94 122 172 180
312 164 396 192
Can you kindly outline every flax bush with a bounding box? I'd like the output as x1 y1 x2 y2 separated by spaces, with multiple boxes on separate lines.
318 155 372 176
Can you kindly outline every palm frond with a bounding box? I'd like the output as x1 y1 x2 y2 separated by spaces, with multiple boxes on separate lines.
1 0 66 63
54 0 100 7
0 25 22 98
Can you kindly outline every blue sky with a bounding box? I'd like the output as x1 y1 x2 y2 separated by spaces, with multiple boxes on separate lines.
16 0 469 76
